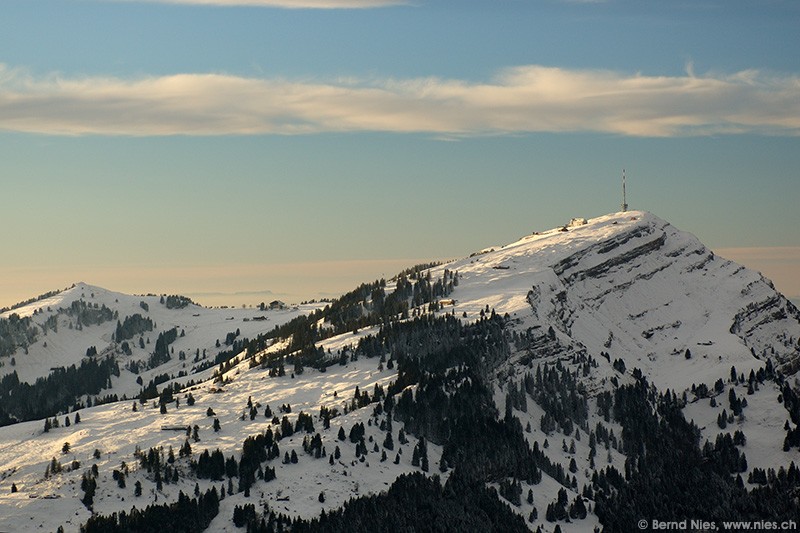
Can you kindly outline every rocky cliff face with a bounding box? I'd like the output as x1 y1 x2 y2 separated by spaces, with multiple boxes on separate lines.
446 211 800 390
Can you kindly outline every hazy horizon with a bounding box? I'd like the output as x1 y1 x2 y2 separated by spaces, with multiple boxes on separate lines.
2 232 798 311
2 1 798 309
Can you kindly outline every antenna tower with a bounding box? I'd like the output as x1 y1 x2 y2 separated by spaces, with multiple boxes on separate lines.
621 169 628 212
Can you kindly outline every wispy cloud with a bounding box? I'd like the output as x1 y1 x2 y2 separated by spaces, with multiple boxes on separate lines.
101 0 407 8
1 64 798 137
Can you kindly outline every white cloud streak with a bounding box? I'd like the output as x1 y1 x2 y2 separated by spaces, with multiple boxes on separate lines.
101 0 407 8
1 64 798 137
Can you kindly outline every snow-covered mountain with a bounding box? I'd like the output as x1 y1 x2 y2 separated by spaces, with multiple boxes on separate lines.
1 211 798 533
440 211 800 387
0 283 315 393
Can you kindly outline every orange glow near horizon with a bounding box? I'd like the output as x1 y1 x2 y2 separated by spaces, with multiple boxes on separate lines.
2 247 797 312
0 257 436 310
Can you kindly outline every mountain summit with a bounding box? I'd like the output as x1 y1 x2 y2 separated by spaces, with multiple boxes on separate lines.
443 210 800 388
1 210 798 533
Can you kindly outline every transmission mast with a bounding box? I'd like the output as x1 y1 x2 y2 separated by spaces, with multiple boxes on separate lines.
621 169 628 212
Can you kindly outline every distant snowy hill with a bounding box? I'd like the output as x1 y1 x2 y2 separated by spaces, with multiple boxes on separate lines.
1 211 798 533
0 283 315 400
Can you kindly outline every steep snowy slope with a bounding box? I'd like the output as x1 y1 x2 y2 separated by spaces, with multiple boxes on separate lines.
418 210 800 531
0 282 316 399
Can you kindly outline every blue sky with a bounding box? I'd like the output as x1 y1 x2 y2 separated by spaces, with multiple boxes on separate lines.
1 0 798 306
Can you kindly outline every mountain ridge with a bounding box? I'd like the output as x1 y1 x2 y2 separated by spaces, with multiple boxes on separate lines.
1 209 799 532
430 210 800 385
